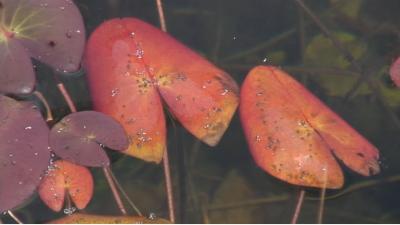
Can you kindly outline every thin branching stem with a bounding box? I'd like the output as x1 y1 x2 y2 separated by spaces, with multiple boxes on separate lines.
7 211 23 224
290 189 306 224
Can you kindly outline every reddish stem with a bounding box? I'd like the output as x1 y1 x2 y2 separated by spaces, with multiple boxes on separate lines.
163 148 176 223
290 189 306 224
56 83 77 113
103 166 128 215
33 91 54 122
7 211 23 224
155 0 176 222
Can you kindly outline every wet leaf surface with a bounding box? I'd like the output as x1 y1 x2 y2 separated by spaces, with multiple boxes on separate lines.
38 160 93 212
49 111 129 167
390 56 400 87
240 66 380 189
0 39 35 94
0 95 50 212
47 213 171 224
85 18 239 163
0 0 85 94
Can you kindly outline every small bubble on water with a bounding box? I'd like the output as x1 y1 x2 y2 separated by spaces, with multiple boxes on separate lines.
148 213 157 220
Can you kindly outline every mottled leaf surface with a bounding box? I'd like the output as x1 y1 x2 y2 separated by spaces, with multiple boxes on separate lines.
85 18 239 163
390 56 400 87
48 213 171 224
0 95 50 212
38 160 93 212
49 111 129 167
240 66 380 189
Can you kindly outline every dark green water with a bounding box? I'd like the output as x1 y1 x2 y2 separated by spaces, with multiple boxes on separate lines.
3 0 400 223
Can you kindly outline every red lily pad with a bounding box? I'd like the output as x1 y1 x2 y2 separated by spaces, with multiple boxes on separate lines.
0 0 85 94
240 66 380 189
0 95 51 212
49 111 129 167
389 56 400 87
38 160 94 212
85 18 239 163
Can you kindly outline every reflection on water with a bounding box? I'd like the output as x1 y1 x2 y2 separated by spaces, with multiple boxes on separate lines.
3 0 400 223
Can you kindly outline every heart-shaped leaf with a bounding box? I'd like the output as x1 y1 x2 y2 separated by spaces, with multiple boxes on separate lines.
390 56 400 87
0 0 85 94
0 95 50 212
240 66 380 189
85 18 239 163
49 111 129 167
38 160 93 212
48 213 171 224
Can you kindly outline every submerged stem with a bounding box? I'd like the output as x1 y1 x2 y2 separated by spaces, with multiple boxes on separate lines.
33 91 53 122
7 211 23 224
108 167 143 216
103 166 127 215
290 189 306 224
155 0 176 222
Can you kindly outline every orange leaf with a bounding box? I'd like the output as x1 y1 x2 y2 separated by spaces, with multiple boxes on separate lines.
85 18 239 163
48 213 171 224
240 66 380 189
38 160 94 211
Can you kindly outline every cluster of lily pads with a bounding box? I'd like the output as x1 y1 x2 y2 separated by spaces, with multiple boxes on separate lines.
0 0 389 223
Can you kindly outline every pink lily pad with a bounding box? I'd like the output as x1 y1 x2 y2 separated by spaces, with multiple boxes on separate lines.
0 95 51 212
389 56 400 87
49 111 129 167
0 0 85 94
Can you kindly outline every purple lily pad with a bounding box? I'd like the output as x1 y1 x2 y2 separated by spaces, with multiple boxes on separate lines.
49 111 129 167
0 39 35 94
0 0 85 94
0 95 51 213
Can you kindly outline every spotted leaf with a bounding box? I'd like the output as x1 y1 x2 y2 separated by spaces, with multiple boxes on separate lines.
240 66 380 189
38 160 93 212
85 18 239 163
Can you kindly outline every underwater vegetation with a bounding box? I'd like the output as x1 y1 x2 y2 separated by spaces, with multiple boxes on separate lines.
0 0 399 223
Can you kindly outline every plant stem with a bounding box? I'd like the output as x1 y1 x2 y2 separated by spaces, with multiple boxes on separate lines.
54 76 128 215
56 83 77 113
108 167 143 216
290 189 306 224
163 148 176 223
103 166 127 215
7 211 23 224
317 186 326 224
156 0 167 33
155 0 176 222
33 91 53 122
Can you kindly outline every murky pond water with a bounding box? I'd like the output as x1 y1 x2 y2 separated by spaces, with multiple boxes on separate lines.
1 0 400 223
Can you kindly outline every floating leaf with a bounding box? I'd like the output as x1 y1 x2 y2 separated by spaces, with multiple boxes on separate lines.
0 0 85 94
0 39 35 94
49 111 129 167
38 160 93 212
240 66 380 189
85 18 239 163
0 95 50 212
48 213 171 224
390 56 400 87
